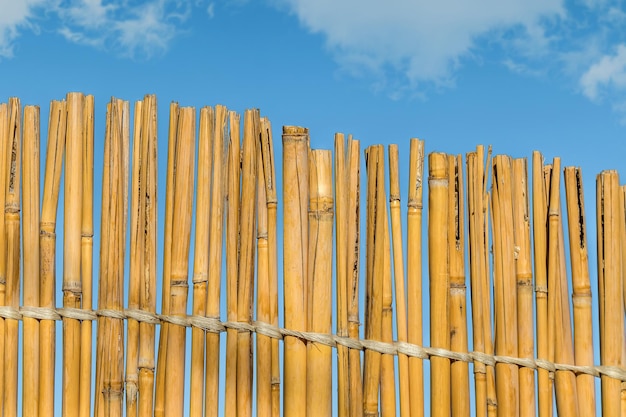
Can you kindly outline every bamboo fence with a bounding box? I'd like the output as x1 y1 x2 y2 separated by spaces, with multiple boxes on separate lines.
0 93 625 417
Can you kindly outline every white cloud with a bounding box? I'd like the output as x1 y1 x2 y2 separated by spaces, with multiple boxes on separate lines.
580 44 626 101
274 0 564 87
0 0 46 57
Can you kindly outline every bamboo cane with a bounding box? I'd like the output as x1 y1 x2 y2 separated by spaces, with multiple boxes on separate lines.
282 126 309 417
512 158 535 417
532 151 552 417
154 102 179 417
564 167 595 417
449 154 469 417
236 109 259 417
491 155 519 416
429 152 451 417
206 105 228 417
0 101 8 417
189 106 214 417
4 98 20 417
306 149 333 417
39 99 66 416
407 139 424 417
483 149 496 417
596 170 624 417
224 111 241 417
22 105 40 417
389 144 410 417
164 106 196 416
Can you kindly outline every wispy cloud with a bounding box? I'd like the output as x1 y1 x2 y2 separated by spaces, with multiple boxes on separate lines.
0 0 46 58
580 44 626 101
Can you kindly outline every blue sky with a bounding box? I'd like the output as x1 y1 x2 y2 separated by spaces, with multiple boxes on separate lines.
1 0 622 415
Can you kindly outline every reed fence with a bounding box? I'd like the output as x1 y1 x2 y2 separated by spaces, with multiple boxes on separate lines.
0 93 625 416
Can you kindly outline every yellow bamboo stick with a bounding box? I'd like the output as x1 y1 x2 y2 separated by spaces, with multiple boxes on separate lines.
282 126 309 417
39 99 66 416
306 149 333 417
380 201 396 417
0 101 8 417
564 167 596 417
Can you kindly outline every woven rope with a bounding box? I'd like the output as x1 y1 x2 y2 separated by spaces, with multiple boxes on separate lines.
1 305 623 381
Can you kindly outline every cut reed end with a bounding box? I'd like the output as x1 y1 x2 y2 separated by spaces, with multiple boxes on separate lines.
283 125 308 135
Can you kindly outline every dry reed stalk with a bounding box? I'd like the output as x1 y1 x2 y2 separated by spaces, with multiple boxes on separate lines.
596 170 624 417
512 158 535 417
380 205 397 417
428 152 451 417
164 106 196 416
0 102 8 417
224 111 241 417
63 93 83 417
236 109 259 417
407 138 424 417
335 133 349 417
95 98 129 417
79 95 94 417
4 98 20 417
138 94 158 417
306 149 334 417
154 102 179 417
205 105 228 417
189 106 214 417
448 154 469 417
388 144 410 417
491 155 519 416
22 105 40 417
282 126 309 417
547 158 579 416
564 167 596 417
39 99 66 416
346 137 362 417
483 151 496 417
363 145 385 417
532 151 552 417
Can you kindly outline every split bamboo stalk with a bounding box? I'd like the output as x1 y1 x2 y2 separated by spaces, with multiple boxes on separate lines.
346 137 362 417
164 106 196 417
138 94 158 417
407 138 424 417
4 97 20 417
449 154 469 417
282 126 309 417
236 109 259 417
512 158 535 417
484 150 496 417
78 95 94 417
532 151 552 417
39 99 66 416
154 102 179 417
596 170 624 417
189 106 214 417
22 105 40 417
388 144 411 417
547 158 579 416
564 167 595 417
491 155 519 416
363 145 385 417
0 102 8 417
428 152 450 417
63 92 84 417
94 98 129 417
306 149 333 417
335 133 350 417
224 111 241 417
205 105 228 417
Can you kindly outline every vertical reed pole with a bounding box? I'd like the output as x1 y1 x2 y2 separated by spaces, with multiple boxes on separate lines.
205 105 228 417
22 104 40 417
512 158 535 417
63 93 83 417
428 152 450 417
564 167 596 417
449 154 469 417
597 170 624 417
282 126 309 417
0 101 8 417
389 144 411 417
380 205 397 417
164 106 196 417
306 149 333 417
39 100 66 416
407 139 424 417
